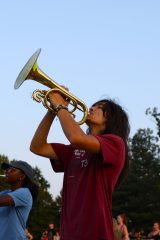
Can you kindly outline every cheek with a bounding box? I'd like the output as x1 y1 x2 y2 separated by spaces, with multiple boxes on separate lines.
5 175 15 183
98 111 105 119
8 173 21 182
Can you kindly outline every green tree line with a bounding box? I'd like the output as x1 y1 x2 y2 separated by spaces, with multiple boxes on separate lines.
0 107 160 238
112 107 160 234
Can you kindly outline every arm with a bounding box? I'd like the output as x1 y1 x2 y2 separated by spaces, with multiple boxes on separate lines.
30 88 101 158
48 91 101 153
123 225 129 240
25 229 33 240
0 195 14 206
30 110 58 159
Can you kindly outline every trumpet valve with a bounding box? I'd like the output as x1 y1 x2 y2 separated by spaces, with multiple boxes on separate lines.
32 90 46 103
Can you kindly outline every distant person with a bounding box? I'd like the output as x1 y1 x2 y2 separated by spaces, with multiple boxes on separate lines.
41 230 49 240
128 228 138 239
54 231 60 240
30 90 130 240
113 218 122 240
0 160 39 240
48 223 55 240
148 222 160 240
25 227 34 240
117 213 129 240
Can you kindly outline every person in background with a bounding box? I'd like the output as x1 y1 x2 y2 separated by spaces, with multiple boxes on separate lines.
25 227 34 240
113 218 122 240
48 223 55 240
128 228 138 239
41 230 49 240
54 231 60 240
0 160 39 240
117 213 129 240
30 88 130 240
148 222 160 240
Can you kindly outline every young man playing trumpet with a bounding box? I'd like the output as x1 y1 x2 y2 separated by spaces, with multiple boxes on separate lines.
30 89 130 240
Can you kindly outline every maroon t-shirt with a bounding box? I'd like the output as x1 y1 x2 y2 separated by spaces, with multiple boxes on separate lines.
50 134 125 240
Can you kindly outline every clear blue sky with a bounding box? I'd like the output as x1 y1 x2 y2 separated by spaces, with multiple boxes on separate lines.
0 0 160 198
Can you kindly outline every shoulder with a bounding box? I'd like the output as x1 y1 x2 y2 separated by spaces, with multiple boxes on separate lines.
95 134 125 166
7 188 32 206
9 187 31 196
97 133 124 142
96 134 125 149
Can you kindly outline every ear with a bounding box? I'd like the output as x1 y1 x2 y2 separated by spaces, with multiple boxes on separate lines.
104 111 108 119
19 172 26 181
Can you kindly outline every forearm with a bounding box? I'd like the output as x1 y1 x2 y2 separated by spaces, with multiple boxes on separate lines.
47 90 89 148
0 195 14 206
30 111 56 150
57 108 85 145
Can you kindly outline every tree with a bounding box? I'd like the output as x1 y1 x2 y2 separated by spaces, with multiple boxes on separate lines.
146 107 160 138
0 155 10 191
113 115 160 233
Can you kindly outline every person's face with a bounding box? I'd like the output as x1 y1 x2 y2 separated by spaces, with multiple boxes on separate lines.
49 223 54 229
86 103 107 129
153 223 159 231
4 167 25 184
117 215 123 224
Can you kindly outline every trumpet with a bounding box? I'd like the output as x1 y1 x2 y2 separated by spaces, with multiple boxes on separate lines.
0 175 5 177
14 49 88 125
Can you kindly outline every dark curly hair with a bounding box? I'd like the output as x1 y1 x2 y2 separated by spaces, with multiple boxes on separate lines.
88 99 130 186
23 177 39 202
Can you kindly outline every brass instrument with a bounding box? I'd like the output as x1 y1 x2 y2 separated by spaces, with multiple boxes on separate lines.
0 175 5 177
14 49 88 125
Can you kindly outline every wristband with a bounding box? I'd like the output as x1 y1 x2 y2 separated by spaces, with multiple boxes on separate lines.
54 104 68 114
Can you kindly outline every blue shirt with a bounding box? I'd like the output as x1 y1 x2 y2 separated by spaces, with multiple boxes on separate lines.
0 188 33 240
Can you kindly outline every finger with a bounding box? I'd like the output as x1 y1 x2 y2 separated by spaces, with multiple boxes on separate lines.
61 85 69 92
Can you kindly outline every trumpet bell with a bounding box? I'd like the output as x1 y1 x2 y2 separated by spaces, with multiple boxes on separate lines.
14 48 41 89
14 49 88 125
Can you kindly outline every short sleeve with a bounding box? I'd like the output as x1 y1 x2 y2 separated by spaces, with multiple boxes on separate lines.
7 188 32 208
50 143 74 172
95 134 125 166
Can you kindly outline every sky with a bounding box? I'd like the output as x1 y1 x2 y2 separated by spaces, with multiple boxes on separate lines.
0 0 160 198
